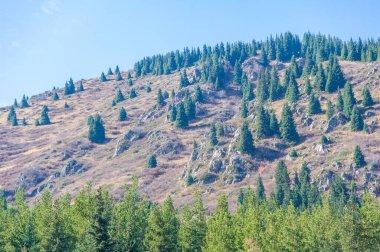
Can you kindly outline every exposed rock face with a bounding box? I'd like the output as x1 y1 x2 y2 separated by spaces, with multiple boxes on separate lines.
224 154 258 184
16 168 48 193
113 130 144 157
313 143 327 153
324 112 348 133
60 160 84 177
147 130 183 156
318 170 336 191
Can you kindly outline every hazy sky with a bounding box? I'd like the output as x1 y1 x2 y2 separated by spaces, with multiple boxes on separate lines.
1 0 379 106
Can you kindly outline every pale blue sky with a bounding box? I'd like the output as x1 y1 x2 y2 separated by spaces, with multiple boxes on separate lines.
1 0 379 107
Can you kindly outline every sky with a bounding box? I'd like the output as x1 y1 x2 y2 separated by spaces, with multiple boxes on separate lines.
1 0 379 107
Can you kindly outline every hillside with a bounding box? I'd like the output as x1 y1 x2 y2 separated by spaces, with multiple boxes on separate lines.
1 35 380 209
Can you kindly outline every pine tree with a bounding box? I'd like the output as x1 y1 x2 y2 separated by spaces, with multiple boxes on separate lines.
269 110 280 136
307 92 321 115
233 60 243 85
256 176 266 204
325 55 345 93
171 89 176 99
128 79 133 86
127 72 132 79
100 72 107 82
350 106 364 131
148 155 157 168
314 63 326 91
261 48 268 66
255 105 270 139
163 90 169 99
170 105 177 122
157 88 165 107
285 74 299 103
343 82 356 117
115 65 120 75
361 86 374 107
146 85 152 93
336 89 344 112
209 124 218 147
299 162 311 210
64 102 69 109
13 98 18 107
119 107 127 121
88 114 106 143
275 160 291 207
175 102 188 128
184 95 196 120
326 100 334 119
241 100 248 118
238 120 254 155
116 71 123 81
129 89 137 98
114 89 125 103
11 112 18 126
40 109 51 125
353 145 366 168
305 78 312 95
290 55 301 77
216 124 225 137
194 85 204 103
53 92 59 101
280 103 299 144
107 67 113 75
21 94 29 108
7 106 16 122
179 70 190 89
78 81 84 92
269 67 280 101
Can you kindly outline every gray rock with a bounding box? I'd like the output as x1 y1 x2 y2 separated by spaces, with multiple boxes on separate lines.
313 143 327 153
324 112 348 133
60 160 84 177
364 111 375 118
113 130 144 157
16 168 48 192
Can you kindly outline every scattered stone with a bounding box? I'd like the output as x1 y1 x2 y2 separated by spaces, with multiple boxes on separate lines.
113 129 144 157
60 160 84 177
324 112 348 133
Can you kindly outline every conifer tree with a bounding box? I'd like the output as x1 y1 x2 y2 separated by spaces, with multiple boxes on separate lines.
299 162 311 210
78 81 84 92
209 124 218 147
11 112 18 126
40 109 51 125
64 102 69 109
88 114 106 143
343 82 356 117
22 118 27 126
129 88 137 98
194 85 204 103
171 89 176 99
127 72 132 79
280 103 299 144
353 145 366 168
216 124 225 137
100 72 107 82
7 106 16 122
361 86 374 107
107 67 113 75
115 65 120 75
21 94 29 108
336 89 344 112
241 100 248 118
170 105 177 122
314 63 326 91
307 92 322 115
325 55 345 93
53 92 59 101
238 120 254 155
285 74 299 103
157 88 165 107
261 48 268 66
305 78 312 95
175 102 188 128
255 105 270 139
269 110 280 136
13 98 18 107
114 89 125 103
329 176 349 213
128 79 133 86
350 106 364 131
119 107 127 121
275 160 291 207
179 70 190 89
148 155 157 168
184 94 196 120
256 176 266 204
243 79 255 101
269 67 280 101
233 60 243 85
146 85 152 93
116 71 123 81
290 55 301 77
163 90 169 99
35 119 40 126
326 100 334 120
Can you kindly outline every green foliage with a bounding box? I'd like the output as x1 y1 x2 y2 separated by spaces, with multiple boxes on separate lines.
100 72 107 82
307 92 321 115
64 78 76 95
7 106 16 123
343 82 356 117
275 160 291 207
115 71 123 81
326 100 334 119
194 85 204 103
184 93 196 120
241 100 248 118
53 92 59 101
179 70 190 89
336 89 344 112
289 149 298 157
209 124 218 147
170 104 177 122
146 85 152 93
114 89 125 103
353 145 366 168
238 120 254 155
285 73 299 103
325 55 345 93
175 102 188 128
21 94 29 108
361 86 374 107
129 88 137 98
255 105 270 139
119 107 127 121
40 108 51 125
147 155 157 168
22 118 27 126
78 81 84 92
88 114 105 143
216 124 225 137
13 98 18 107
350 106 364 131
304 78 312 95
256 176 266 203
64 102 69 109
128 79 133 86
157 88 165 107
280 103 299 144
314 63 326 91
321 135 329 145
269 110 280 136
233 60 243 85
107 67 113 75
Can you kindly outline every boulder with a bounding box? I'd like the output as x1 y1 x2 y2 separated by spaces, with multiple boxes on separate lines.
113 130 144 157
60 160 84 177
324 112 348 133
16 168 48 192
313 143 327 153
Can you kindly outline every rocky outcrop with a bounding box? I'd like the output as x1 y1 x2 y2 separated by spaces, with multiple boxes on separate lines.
313 143 327 154
324 112 348 133
224 154 258 184
147 130 183 156
60 160 84 177
113 130 144 157
16 168 48 193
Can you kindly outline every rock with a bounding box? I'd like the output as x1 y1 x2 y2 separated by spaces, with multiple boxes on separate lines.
195 103 207 116
324 112 348 133
301 114 314 127
113 130 144 157
318 170 335 191
341 172 352 182
60 160 84 177
16 168 48 192
364 111 375 118
364 172 373 184
313 143 327 153
147 130 183 156
209 159 223 173
200 172 217 185
216 109 235 122
224 154 258 184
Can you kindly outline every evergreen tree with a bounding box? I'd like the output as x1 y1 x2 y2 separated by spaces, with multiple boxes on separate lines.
216 124 225 137
305 78 312 95
107 67 113 75
336 89 344 112
307 92 322 115
157 88 165 107
194 85 204 103
269 110 280 136
100 72 107 82
115 65 120 75
21 94 29 108
128 79 133 86
233 60 243 85
114 89 125 103
314 63 326 91
78 81 84 92
119 107 127 121
53 92 59 101
40 109 51 125
285 74 299 103
171 89 176 99
175 102 188 128
290 55 301 77
299 162 312 210
148 155 157 168
255 105 270 139
329 176 349 214
209 124 218 147
353 145 366 168
343 82 356 117
64 102 69 109
326 100 334 119
280 103 299 144
163 90 169 99
129 89 137 98
170 104 177 122
22 118 27 126
127 72 132 79
88 114 106 143
184 94 196 120
146 85 152 93
11 112 18 126
275 160 291 207
261 48 268 66
13 98 18 107
350 106 364 131
238 120 254 155
361 86 374 107
7 106 16 122
179 70 190 89
256 176 266 204
116 71 123 81
35 119 40 126
241 100 248 118
269 67 281 101
325 56 345 93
